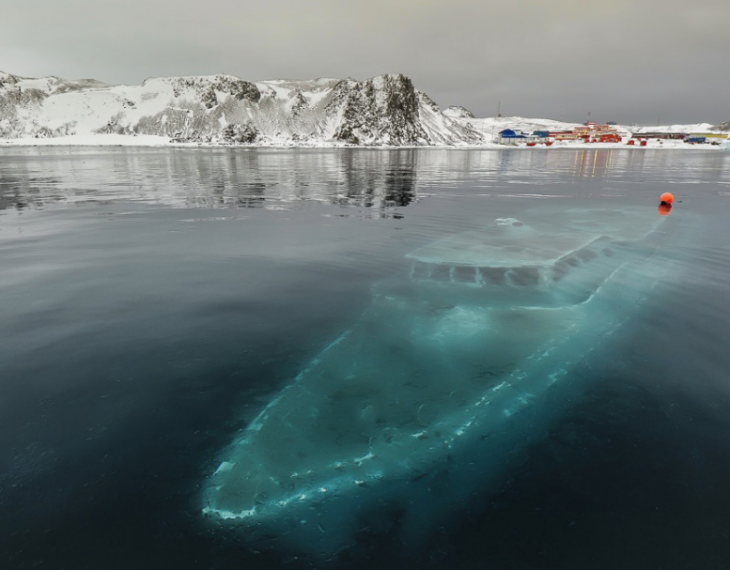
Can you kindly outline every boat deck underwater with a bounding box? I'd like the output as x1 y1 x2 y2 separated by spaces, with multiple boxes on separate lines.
202 206 672 555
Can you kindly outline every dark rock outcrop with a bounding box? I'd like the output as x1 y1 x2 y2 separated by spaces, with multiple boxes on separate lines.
444 105 475 119
0 70 480 146
329 75 430 145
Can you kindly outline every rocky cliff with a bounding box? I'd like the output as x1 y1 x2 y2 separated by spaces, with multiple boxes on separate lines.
0 71 481 146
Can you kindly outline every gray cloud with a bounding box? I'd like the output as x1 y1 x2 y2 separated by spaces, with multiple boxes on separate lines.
2 0 728 124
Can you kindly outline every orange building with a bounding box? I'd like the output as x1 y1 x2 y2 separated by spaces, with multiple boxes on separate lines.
573 122 621 142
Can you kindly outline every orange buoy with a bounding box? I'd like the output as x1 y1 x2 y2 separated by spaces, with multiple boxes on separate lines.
660 192 674 205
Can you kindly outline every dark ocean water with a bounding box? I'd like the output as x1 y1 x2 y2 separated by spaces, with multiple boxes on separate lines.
1 147 730 569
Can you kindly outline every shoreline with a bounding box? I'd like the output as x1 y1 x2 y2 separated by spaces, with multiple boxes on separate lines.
0 134 726 151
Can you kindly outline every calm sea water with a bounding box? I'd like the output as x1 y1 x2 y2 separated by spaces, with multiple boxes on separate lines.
1 147 730 569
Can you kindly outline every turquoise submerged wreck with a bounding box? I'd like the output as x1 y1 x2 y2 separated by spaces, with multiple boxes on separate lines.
203 207 671 556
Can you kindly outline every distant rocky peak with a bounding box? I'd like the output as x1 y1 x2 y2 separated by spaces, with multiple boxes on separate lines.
444 105 475 119
327 73 428 145
0 71 20 85
141 74 262 103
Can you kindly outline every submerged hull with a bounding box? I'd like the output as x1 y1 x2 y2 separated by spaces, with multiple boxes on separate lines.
203 207 669 556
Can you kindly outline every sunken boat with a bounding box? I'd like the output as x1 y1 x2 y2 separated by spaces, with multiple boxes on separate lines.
202 206 670 556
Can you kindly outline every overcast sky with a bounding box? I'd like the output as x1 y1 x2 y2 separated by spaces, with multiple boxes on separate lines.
2 0 728 124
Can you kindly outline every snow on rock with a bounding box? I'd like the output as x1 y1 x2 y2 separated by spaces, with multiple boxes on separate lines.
443 105 475 119
0 70 481 147
0 71 109 138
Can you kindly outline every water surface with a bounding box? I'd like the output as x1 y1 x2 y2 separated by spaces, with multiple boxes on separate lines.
1 147 730 569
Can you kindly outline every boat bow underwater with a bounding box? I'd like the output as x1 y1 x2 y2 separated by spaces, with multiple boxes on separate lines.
202 206 671 556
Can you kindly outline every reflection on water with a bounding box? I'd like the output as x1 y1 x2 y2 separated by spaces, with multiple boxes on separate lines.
2 147 730 570
572 149 615 177
1 148 425 214
3 147 729 214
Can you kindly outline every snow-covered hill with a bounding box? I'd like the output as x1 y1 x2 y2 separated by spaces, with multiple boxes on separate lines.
449 115 584 139
0 71 481 146
632 123 715 134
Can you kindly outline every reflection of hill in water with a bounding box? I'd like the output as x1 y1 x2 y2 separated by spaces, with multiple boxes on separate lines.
3 148 728 214
0 148 523 213
0 148 430 214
